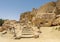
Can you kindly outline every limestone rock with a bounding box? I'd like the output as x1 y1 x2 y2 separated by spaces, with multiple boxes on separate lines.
20 0 60 27
37 2 56 13
32 13 56 27
56 0 60 9
52 17 60 26
2 20 17 30
20 12 35 24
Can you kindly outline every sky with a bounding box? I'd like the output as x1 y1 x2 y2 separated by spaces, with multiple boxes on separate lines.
0 0 56 21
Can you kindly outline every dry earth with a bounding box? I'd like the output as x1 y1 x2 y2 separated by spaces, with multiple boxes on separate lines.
0 26 60 42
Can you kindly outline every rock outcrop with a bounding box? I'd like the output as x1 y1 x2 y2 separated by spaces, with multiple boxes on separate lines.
52 17 60 26
32 13 56 27
20 0 60 27
37 2 56 13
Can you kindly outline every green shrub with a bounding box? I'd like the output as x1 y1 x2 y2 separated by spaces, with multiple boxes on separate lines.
55 27 60 31
0 19 4 26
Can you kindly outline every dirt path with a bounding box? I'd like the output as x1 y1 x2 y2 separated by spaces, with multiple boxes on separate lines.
0 27 60 42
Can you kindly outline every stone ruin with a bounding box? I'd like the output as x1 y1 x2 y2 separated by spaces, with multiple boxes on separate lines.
0 0 60 39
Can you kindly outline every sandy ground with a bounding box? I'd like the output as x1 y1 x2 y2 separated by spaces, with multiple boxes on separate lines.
0 26 60 42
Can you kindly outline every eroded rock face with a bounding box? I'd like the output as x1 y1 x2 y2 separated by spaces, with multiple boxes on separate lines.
56 0 60 9
52 17 60 26
20 12 35 25
37 2 56 13
20 1 60 27
32 13 56 27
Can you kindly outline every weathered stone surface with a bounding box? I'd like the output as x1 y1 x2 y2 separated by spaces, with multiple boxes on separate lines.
2 20 17 30
37 2 56 13
20 0 60 27
32 13 56 27
52 17 60 26
56 0 60 9
20 12 35 25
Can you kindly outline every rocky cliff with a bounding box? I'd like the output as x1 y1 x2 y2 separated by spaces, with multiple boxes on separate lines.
20 0 60 27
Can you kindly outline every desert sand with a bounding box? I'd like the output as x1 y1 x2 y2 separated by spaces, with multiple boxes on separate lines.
0 26 60 42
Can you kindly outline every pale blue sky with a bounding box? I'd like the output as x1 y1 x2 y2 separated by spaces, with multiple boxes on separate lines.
0 0 56 20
